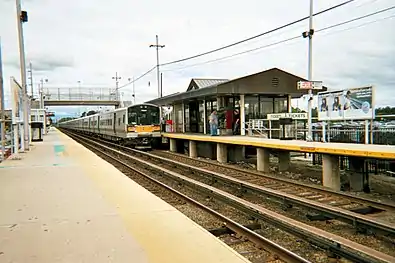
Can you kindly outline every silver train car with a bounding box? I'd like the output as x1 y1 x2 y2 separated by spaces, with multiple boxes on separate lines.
58 103 162 149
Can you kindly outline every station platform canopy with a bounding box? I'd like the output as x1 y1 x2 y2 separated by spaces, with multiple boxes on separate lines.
146 67 327 106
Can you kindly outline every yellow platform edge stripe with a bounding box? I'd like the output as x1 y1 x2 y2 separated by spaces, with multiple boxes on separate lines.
162 133 395 159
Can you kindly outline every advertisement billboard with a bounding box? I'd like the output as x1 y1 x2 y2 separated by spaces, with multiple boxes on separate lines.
317 86 374 121
11 78 23 119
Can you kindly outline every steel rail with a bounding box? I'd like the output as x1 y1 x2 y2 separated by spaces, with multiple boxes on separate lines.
67 131 309 263
123 146 395 237
63 129 395 236
64 130 395 263
160 150 395 211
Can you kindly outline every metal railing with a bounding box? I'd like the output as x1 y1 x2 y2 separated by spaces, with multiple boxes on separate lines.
43 87 117 101
246 118 395 174
246 119 395 145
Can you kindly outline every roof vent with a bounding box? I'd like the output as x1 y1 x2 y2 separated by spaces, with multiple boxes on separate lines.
272 77 279 87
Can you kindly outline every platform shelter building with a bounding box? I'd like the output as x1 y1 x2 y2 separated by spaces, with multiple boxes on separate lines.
147 68 325 137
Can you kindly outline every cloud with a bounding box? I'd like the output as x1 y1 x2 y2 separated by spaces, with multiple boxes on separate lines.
5 55 74 72
0 0 394 114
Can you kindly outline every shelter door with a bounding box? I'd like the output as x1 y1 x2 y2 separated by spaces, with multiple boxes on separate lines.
189 100 199 133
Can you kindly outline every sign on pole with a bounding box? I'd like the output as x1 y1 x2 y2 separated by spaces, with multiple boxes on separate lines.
317 86 374 121
297 81 323 90
267 112 308 121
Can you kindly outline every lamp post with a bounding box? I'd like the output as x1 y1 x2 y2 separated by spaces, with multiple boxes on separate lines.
39 78 48 134
304 0 314 141
112 72 121 102
307 0 314 141
15 0 30 150
77 80 81 100
149 35 165 98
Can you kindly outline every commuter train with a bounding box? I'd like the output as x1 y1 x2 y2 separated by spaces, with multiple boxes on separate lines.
58 103 162 149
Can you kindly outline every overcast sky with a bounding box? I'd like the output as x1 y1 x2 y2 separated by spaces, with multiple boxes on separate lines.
1 0 394 118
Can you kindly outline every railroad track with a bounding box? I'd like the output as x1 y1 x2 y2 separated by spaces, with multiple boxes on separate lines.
122 147 395 237
155 150 395 217
62 129 395 263
64 131 307 263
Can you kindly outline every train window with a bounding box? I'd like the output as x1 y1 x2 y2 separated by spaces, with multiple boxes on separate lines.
128 111 137 124
122 115 125 123
118 118 121 126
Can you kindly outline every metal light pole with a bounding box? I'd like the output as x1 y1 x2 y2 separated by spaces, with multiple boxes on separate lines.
112 72 121 101
15 0 30 150
40 78 48 109
40 78 48 134
77 80 81 100
149 35 165 98
306 0 314 141
0 38 5 161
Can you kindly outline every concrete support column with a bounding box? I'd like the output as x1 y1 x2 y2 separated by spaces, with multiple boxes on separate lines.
170 138 177 152
182 103 185 133
203 99 207 134
349 173 364 191
240 94 246 136
228 145 245 163
322 154 340 191
217 143 227 163
189 140 197 158
348 157 365 192
278 151 290 172
257 148 270 173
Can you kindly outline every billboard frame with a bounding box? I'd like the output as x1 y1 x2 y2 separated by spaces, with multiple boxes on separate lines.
317 86 375 121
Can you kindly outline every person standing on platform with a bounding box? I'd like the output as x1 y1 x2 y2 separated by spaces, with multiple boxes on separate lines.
233 109 240 135
209 110 218 136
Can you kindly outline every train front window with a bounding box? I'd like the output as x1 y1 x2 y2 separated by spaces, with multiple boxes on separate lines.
128 105 160 125
128 111 137 124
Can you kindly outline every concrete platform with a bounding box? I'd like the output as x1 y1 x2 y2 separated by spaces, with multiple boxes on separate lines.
163 133 395 159
0 128 249 263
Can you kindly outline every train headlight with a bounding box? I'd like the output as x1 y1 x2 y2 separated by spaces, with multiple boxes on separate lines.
127 126 135 132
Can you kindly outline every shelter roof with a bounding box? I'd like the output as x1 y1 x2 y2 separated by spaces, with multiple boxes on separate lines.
186 78 229 91
147 67 327 105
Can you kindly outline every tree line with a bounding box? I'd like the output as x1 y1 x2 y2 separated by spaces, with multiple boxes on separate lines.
292 106 395 118
57 110 98 123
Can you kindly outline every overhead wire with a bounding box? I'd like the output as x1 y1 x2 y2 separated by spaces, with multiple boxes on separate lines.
118 0 357 89
120 1 395 89
162 5 395 72
118 66 156 89
159 0 356 66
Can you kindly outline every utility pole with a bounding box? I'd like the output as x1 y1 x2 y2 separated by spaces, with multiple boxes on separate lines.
0 38 5 161
15 0 29 150
112 72 121 101
149 35 165 98
128 77 136 105
160 73 163 98
303 0 315 141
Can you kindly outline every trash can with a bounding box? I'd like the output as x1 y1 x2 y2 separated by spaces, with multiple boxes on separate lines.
31 122 43 142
